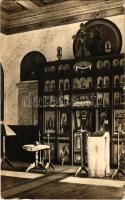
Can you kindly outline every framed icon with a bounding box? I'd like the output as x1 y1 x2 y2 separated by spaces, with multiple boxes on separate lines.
103 93 110 106
64 79 69 91
114 92 120 105
59 111 70 135
113 59 119 68
120 58 125 68
96 61 103 70
104 76 109 87
74 153 81 163
103 60 110 69
114 109 125 133
57 142 70 163
120 75 125 87
44 111 56 133
74 132 81 152
97 76 103 88
114 75 120 87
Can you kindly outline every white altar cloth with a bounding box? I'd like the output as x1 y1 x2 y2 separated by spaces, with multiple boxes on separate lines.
88 132 110 177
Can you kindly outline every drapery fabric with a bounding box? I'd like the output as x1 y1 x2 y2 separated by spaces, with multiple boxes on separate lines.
88 132 110 177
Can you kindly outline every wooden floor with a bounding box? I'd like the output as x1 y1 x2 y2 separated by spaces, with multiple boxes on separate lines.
1 162 125 199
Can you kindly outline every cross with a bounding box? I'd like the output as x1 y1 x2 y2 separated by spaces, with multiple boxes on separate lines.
72 23 91 58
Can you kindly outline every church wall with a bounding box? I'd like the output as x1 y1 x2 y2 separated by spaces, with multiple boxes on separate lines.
0 14 124 124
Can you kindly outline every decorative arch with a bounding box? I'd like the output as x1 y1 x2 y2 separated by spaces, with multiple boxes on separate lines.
0 63 4 121
20 51 47 81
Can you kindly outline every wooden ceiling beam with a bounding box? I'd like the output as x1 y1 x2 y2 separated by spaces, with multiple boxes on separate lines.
16 0 40 11
0 0 124 34
8 0 123 24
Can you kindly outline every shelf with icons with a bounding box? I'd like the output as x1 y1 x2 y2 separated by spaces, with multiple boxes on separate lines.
96 59 110 71
95 56 125 72
44 64 56 73
58 93 70 107
58 78 70 92
43 95 57 108
72 93 95 107
44 80 56 93
73 76 94 91
96 92 110 107
113 74 125 89
58 63 71 74
112 57 125 71
39 53 125 165
114 91 125 106
44 111 56 135
96 76 110 89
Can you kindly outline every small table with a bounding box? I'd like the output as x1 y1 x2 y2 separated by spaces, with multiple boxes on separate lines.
23 144 50 172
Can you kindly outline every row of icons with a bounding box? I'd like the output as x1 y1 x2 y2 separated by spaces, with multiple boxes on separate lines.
44 74 125 92
44 58 125 73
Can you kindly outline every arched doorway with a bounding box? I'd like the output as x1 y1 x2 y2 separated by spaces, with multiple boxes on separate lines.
20 51 46 81
18 51 47 125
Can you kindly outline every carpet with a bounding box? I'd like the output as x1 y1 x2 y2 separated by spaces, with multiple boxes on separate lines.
60 176 125 188
1 170 45 179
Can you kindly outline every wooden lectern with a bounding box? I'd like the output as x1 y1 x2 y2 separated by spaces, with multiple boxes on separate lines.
1 121 16 169
88 131 110 177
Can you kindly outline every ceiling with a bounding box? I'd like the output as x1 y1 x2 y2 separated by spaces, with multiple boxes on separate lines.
1 0 71 14
0 0 124 34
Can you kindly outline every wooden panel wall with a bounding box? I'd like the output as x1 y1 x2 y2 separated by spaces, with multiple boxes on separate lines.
5 125 39 162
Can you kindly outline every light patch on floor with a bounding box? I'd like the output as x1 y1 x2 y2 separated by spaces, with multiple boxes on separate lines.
1 170 45 179
63 168 78 173
60 176 125 188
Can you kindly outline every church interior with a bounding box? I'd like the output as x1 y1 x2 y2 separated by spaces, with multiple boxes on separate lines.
0 0 125 199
